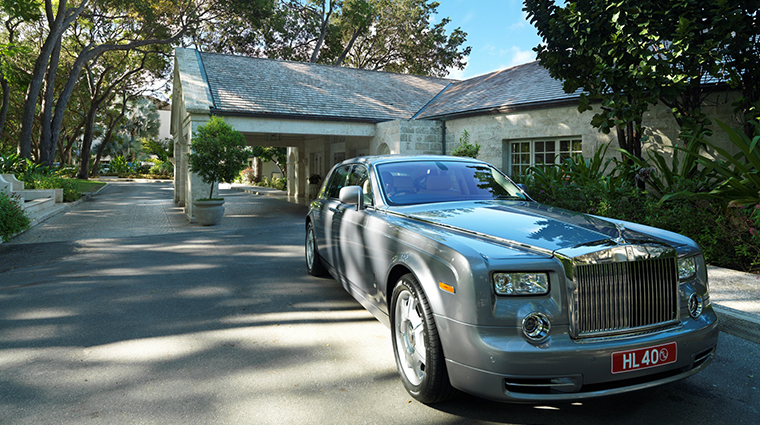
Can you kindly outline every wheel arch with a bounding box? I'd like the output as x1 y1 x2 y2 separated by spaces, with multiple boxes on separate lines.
384 250 464 324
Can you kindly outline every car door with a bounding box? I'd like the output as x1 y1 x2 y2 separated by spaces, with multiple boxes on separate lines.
331 164 385 309
314 164 352 268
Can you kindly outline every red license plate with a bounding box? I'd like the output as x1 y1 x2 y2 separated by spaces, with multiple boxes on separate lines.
611 342 677 374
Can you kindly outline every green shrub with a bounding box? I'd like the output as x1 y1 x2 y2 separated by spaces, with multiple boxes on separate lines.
270 177 286 191
27 175 80 202
239 167 260 184
110 156 129 175
525 174 758 271
148 160 173 176
0 191 30 242
451 129 481 158
56 166 79 178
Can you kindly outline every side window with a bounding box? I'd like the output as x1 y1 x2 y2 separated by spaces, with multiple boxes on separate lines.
324 165 351 199
348 165 373 207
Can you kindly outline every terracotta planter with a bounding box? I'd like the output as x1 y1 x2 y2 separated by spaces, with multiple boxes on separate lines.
193 199 225 226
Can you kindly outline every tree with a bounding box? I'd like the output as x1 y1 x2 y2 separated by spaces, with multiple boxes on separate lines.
0 0 42 142
16 0 214 166
525 0 760 161
721 1 760 138
525 1 669 161
103 97 160 164
333 0 470 77
193 0 470 78
66 8 173 179
250 146 287 177
188 116 249 200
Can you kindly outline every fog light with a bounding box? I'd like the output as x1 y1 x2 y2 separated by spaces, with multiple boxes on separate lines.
688 293 704 319
522 312 551 341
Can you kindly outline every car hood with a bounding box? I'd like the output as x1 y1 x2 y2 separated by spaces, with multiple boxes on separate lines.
394 200 682 256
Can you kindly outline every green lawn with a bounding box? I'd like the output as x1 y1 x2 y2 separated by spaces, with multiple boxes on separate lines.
71 179 106 193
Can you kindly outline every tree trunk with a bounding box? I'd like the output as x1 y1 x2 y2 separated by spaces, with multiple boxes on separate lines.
18 0 89 159
309 0 333 63
39 35 62 167
0 71 8 141
77 103 98 179
48 31 188 169
334 27 363 67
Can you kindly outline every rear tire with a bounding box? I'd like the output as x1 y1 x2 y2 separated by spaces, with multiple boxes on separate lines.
390 273 456 403
305 222 328 277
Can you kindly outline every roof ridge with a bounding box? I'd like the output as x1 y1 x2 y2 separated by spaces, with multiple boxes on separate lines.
197 49 458 84
412 83 454 120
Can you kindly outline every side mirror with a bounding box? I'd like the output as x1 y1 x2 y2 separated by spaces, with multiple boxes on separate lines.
339 185 363 210
516 183 529 196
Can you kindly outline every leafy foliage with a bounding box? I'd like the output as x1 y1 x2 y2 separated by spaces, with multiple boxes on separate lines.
661 120 760 205
23 174 79 202
193 0 471 78
188 117 249 200
619 135 719 200
0 190 29 242
148 159 173 177
520 126 760 272
249 146 287 177
451 129 480 159
142 137 173 162
524 0 760 160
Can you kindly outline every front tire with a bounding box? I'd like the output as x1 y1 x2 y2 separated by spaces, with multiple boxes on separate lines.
305 222 328 277
390 273 456 403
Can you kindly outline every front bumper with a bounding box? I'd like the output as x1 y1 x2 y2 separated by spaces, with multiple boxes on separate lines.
436 307 719 402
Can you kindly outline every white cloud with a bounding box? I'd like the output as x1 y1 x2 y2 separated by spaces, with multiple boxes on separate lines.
507 46 536 66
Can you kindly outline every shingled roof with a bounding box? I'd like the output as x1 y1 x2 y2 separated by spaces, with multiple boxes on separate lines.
197 51 454 123
414 61 580 119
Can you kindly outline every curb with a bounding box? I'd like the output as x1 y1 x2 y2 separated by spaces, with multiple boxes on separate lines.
714 304 760 344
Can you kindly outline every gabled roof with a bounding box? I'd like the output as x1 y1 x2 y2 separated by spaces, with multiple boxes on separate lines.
414 61 580 119
196 50 454 123
174 48 582 124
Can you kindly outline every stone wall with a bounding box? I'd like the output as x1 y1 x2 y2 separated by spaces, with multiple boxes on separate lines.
443 91 741 173
371 119 443 156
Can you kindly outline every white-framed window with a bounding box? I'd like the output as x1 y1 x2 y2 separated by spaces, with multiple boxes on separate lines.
507 138 582 176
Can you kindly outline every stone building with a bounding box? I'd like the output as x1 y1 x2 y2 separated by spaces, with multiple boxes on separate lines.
171 47 739 221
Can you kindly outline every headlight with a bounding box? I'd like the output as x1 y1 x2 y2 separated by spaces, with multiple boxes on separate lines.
493 272 549 295
678 257 697 281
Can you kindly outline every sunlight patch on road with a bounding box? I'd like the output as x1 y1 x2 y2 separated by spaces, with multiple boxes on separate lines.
176 286 233 298
84 336 210 363
222 309 374 327
0 324 75 342
8 308 78 320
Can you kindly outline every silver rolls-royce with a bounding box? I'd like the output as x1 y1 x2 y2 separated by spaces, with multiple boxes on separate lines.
304 155 718 403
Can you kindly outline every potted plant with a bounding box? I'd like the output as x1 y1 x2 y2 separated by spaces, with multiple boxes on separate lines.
188 116 249 225
308 174 322 199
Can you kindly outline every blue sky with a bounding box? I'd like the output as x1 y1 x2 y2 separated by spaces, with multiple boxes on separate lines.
434 0 542 79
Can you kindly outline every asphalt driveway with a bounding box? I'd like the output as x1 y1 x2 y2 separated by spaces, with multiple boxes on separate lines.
1 181 758 424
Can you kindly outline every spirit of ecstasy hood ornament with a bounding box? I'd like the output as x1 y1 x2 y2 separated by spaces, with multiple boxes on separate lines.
613 222 627 245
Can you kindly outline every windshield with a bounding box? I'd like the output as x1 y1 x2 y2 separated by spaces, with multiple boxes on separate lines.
376 160 527 206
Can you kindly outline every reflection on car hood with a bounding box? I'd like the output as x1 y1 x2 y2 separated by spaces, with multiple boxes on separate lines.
396 200 670 254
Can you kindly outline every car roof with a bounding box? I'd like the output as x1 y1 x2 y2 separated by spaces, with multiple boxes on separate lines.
340 155 487 167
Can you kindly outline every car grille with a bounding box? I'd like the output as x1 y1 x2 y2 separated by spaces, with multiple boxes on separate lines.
574 257 679 338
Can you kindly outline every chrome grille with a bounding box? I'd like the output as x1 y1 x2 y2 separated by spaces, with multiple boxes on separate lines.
574 257 678 337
